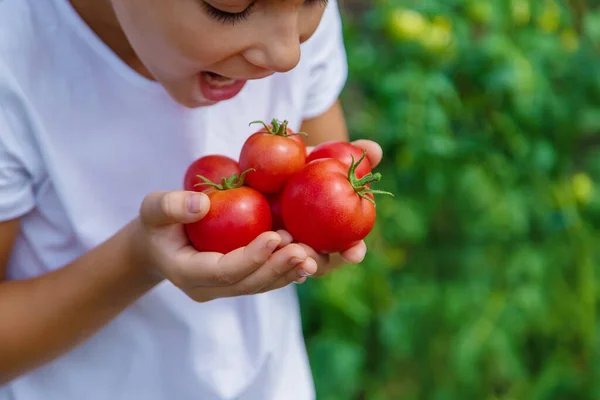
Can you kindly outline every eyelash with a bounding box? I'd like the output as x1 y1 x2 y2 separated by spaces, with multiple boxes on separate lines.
203 0 329 25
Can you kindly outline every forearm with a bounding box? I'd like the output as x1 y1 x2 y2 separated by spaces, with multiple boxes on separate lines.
0 219 160 385
301 100 349 146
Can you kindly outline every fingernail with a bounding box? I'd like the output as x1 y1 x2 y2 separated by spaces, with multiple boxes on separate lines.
265 240 279 251
294 277 308 284
297 268 313 278
187 194 203 213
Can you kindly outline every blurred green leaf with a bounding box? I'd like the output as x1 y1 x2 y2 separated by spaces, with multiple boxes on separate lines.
302 1 600 398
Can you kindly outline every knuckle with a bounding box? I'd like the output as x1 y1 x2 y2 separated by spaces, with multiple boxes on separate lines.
244 248 267 269
140 191 161 224
269 259 289 278
286 243 307 259
160 193 176 220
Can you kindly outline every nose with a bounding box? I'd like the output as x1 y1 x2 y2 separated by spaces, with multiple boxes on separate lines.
243 19 302 73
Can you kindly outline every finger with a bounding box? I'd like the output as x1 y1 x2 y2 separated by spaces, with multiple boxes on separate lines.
233 243 308 294
275 230 294 249
190 244 309 300
340 240 367 264
351 139 383 169
259 257 318 292
140 190 210 227
297 243 330 267
171 231 282 287
296 243 336 277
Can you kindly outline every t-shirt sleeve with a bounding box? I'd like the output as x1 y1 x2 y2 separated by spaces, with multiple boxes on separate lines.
301 0 349 120
0 101 36 221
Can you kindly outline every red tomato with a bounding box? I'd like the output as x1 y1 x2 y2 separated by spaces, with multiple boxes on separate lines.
281 152 392 253
184 155 241 192
255 119 306 151
239 119 307 194
266 192 285 231
184 171 272 254
306 141 372 178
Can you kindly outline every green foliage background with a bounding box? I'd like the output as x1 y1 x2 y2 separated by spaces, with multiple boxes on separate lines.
299 0 600 398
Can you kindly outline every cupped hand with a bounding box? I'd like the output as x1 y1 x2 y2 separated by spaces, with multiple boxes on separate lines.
135 190 318 302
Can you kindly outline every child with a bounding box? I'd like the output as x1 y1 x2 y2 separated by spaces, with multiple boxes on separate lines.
0 0 382 399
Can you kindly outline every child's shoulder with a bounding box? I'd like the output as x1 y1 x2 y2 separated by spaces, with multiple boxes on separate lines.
0 0 60 71
0 0 60 61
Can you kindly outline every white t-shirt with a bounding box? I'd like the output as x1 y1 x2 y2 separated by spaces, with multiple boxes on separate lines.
0 0 348 398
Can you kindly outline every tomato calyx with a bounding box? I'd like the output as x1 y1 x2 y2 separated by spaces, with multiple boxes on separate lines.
249 118 308 139
348 151 395 205
194 168 255 191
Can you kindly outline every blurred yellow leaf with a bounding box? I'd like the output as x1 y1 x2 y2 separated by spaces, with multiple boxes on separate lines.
572 172 594 204
466 1 493 24
387 8 428 42
560 29 580 53
420 16 454 54
536 0 561 33
511 0 531 26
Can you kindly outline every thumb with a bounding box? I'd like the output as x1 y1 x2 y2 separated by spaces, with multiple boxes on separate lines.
140 190 210 227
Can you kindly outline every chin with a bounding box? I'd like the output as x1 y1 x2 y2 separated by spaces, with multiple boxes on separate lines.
179 97 219 109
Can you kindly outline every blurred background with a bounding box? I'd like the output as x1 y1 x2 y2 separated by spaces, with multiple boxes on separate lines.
298 0 600 398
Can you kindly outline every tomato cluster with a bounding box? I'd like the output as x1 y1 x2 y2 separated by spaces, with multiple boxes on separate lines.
182 118 393 255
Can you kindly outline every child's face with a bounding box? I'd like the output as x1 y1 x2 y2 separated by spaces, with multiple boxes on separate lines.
111 0 329 107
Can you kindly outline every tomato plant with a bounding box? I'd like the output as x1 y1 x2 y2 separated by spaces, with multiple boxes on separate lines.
239 119 307 194
281 152 393 253
306 141 372 178
183 154 241 192
184 169 272 254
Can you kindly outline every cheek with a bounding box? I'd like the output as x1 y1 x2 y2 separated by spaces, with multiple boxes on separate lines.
114 0 233 79
299 6 326 43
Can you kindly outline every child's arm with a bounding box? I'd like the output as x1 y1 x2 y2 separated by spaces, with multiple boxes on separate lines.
0 191 315 384
301 100 383 168
0 216 159 385
300 100 349 146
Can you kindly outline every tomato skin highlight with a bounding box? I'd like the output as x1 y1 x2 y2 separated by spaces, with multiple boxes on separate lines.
239 120 307 194
183 155 241 192
305 141 372 178
281 158 377 254
184 186 272 254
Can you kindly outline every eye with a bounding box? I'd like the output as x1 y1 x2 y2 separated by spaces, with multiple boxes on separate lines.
202 1 255 25
202 0 329 25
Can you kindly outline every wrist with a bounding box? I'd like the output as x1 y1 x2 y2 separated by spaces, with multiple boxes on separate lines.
122 218 165 287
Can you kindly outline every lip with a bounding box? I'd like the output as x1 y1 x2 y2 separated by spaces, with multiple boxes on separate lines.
198 72 247 102
205 70 275 81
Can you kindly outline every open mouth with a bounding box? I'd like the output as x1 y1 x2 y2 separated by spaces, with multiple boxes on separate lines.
203 71 237 87
198 71 247 102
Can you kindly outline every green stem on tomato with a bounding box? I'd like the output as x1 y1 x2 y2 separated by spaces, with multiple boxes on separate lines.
249 118 308 138
348 151 395 205
194 168 255 191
